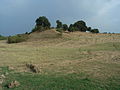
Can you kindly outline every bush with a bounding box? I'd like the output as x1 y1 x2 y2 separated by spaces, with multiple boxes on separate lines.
30 16 51 33
56 28 63 36
31 26 45 33
56 20 62 29
62 24 68 31
73 20 87 32
36 16 51 29
7 34 28 43
0 35 7 40
68 24 78 32
90 29 99 33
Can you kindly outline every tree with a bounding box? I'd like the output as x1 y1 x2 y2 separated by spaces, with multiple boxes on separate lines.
73 20 87 32
90 29 99 33
56 20 62 29
35 16 51 29
87 27 92 31
68 24 77 32
62 24 68 31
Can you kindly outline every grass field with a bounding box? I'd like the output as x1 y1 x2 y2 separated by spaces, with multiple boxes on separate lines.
0 30 120 90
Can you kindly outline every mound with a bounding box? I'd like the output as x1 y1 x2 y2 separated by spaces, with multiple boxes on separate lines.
29 29 61 40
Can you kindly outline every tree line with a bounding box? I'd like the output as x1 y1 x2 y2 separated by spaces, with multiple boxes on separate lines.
31 16 99 33
7 16 100 43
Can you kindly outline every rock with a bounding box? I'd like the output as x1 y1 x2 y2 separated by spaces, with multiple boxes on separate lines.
8 81 20 88
112 56 120 62
0 74 5 79
0 74 5 85
26 63 40 73
8 66 14 70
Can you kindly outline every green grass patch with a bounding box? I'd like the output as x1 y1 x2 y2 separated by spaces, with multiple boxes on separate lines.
1 70 120 90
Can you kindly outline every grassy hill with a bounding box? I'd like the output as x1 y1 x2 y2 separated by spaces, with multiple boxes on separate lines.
0 30 120 90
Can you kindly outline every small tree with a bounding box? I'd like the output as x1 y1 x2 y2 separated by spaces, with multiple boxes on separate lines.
68 24 77 32
62 24 68 31
35 16 51 29
90 29 99 33
73 20 87 32
87 27 92 31
56 20 62 29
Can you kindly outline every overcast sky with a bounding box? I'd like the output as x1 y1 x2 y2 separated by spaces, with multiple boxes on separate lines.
0 0 120 35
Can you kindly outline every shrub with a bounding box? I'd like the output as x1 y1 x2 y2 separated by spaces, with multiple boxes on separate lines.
56 20 62 29
56 28 63 36
90 29 99 33
68 24 78 32
31 16 51 33
31 26 45 33
36 16 51 29
0 35 7 40
62 24 68 31
73 20 87 32
7 34 28 43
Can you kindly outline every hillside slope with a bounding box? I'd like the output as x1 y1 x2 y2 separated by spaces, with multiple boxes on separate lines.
0 30 120 90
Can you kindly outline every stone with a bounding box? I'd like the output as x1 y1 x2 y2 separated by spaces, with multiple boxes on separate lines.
0 74 5 79
26 63 40 73
8 81 20 88
8 66 14 70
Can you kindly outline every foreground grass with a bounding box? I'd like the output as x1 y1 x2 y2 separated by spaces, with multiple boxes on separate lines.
1 67 120 90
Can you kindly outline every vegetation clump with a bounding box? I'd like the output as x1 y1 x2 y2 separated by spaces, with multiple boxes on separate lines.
90 29 100 33
73 20 87 32
7 34 28 43
31 16 51 33
0 35 7 40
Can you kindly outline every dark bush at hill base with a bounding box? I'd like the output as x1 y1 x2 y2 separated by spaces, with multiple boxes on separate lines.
7 34 28 43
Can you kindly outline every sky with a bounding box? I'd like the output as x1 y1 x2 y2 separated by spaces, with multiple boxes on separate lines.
0 0 120 36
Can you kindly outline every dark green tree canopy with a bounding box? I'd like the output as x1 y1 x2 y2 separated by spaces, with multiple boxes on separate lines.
87 27 92 31
73 20 87 32
56 20 62 29
68 24 77 32
62 24 68 31
36 16 51 29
